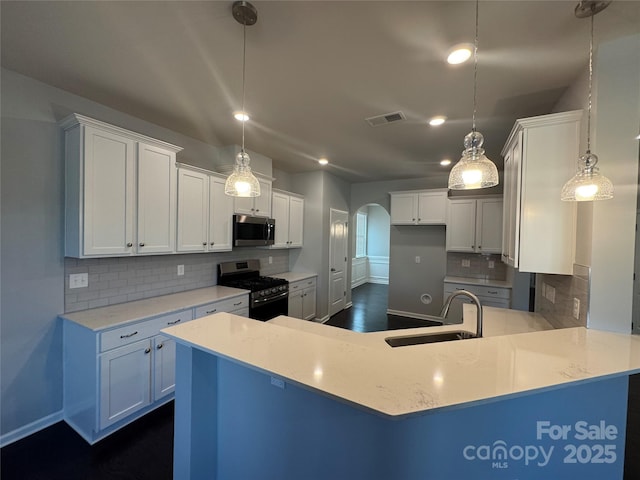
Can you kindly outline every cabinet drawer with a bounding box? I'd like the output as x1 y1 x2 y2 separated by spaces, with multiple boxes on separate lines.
100 309 192 352
445 282 511 300
194 295 249 318
290 277 317 292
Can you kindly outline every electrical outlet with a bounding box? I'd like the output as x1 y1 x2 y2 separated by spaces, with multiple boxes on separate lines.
488 260 495 269
462 259 471 268
547 286 556 304
415 256 421 264
268 256 273 264
541 283 547 298
69 273 88 289
177 265 184 276
270 377 285 389
573 298 580 320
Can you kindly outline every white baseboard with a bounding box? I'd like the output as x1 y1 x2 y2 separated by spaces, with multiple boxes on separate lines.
318 315 331 324
386 309 442 322
367 277 389 285
351 278 367 288
0 410 63 448
345 301 353 309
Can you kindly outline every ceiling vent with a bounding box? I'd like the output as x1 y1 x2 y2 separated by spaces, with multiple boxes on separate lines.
365 111 406 127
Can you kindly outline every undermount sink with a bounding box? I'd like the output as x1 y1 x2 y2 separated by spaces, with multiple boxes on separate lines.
385 330 476 347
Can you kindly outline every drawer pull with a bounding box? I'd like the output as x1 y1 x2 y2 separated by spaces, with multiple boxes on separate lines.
233 302 242 306
307 281 313 285
488 290 498 295
167 319 182 325
120 331 138 339
206 309 217 314
144 347 151 354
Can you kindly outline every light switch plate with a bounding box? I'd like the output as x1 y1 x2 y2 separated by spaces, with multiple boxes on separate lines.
177 265 184 276
462 259 471 268
415 256 421 264
69 273 88 289
488 260 495 269
547 286 556 304
573 298 580 320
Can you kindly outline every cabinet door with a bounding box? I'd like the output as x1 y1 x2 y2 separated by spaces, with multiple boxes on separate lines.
446 199 476 252
288 197 304 248
83 126 135 256
99 339 152 429
253 179 272 217
271 192 290 248
390 194 417 225
302 286 316 320
417 191 447 224
153 335 176 400
209 176 234 252
503 132 522 267
476 198 503 254
288 289 304 319
234 195 254 216
177 169 208 252
136 143 177 254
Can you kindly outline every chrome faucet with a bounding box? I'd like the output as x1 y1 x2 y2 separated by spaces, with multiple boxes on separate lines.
440 290 483 338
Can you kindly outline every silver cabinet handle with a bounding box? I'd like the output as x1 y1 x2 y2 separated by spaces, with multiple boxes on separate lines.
330 268 336 272
210 242 215 245
488 290 498 295
120 331 138 339
478 245 482 250
127 242 133 247
139 243 145 247
157 343 163 350
233 302 242 306
418 218 421 222
307 281 313 285
144 347 151 354
202 242 207 246
167 319 181 325
206 309 217 314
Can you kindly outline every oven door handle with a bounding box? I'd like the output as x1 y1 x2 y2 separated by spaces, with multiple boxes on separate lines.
253 291 288 304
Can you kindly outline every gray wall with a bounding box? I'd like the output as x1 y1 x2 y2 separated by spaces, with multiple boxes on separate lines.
0 67 289 441
388 226 447 316
366 205 390 257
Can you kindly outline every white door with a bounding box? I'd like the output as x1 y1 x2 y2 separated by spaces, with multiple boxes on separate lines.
302 285 317 320
253 179 272 217
446 199 476 252
209 176 234 252
476 198 503 254
390 193 417 225
99 339 152 429
153 335 176 400
288 197 304 247
83 126 135 256
417 191 447 224
329 209 349 317
136 142 176 254
271 192 290 248
177 169 208 252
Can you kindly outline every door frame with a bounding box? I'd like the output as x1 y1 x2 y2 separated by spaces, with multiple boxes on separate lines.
328 208 349 317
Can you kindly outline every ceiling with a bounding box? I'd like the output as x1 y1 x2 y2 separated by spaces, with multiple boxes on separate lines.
2 1 639 183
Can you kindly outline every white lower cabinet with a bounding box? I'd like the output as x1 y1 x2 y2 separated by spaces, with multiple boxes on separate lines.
442 281 511 324
288 277 317 320
63 291 249 443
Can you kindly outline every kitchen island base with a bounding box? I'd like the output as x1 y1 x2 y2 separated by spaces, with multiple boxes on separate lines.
173 343 628 480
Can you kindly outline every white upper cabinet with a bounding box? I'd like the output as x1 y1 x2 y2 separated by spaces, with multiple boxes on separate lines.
234 177 272 218
176 165 234 253
446 197 503 254
389 189 447 225
62 114 182 258
136 143 177 254
271 190 304 249
501 110 580 274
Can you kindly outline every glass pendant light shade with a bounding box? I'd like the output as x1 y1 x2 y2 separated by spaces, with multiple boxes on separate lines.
224 151 261 197
561 152 613 201
448 131 499 190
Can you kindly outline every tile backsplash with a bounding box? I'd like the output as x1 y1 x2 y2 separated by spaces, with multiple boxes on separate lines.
446 252 506 280
64 249 289 313
535 264 590 329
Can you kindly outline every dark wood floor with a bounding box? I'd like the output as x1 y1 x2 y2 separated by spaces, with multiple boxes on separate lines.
2 284 640 479
326 282 441 332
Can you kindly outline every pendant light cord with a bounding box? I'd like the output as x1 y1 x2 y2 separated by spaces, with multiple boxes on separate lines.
586 11 593 153
241 22 247 154
472 0 479 133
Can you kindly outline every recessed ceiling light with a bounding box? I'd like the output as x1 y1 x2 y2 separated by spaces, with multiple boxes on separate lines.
318 158 329 166
440 159 452 166
447 44 473 65
429 116 447 126
234 111 249 122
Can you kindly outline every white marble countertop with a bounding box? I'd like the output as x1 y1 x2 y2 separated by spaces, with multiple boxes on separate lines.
60 286 249 331
162 310 640 418
272 272 317 283
444 275 512 289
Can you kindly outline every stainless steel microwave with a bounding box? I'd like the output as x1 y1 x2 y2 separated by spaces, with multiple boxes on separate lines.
233 215 275 247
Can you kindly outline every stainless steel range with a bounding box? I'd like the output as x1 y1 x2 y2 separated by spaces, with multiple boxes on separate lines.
217 259 288 321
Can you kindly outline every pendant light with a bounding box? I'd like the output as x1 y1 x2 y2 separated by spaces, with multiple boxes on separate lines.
448 0 499 190
225 1 261 198
561 1 614 202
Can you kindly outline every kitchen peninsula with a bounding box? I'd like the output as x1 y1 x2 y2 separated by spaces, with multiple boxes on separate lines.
163 312 640 480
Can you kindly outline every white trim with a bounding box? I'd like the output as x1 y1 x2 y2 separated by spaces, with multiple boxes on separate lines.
345 301 353 309
367 278 389 285
0 410 64 448
367 255 389 285
386 309 442 323
317 315 331 324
